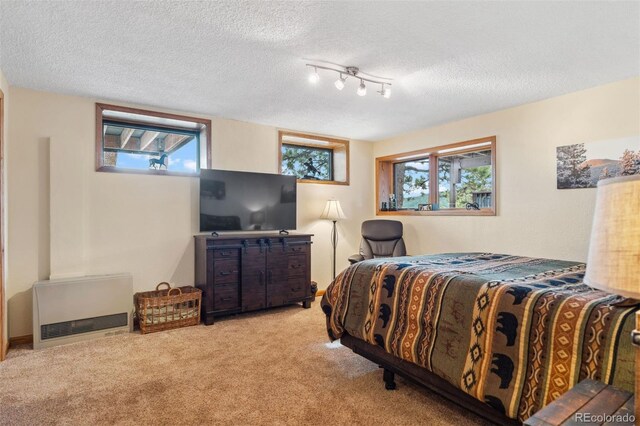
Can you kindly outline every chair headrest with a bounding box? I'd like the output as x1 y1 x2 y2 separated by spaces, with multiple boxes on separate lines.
361 220 403 241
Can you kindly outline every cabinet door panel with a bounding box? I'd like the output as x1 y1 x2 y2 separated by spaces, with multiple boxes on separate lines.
267 272 289 306
241 247 266 311
266 250 289 307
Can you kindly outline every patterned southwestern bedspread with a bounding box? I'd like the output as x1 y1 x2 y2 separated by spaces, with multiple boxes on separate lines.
321 253 638 422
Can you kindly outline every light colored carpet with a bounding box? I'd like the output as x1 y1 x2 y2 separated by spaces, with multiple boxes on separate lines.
0 303 489 425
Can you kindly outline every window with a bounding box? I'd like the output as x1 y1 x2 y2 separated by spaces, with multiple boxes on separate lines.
437 149 493 209
376 137 496 216
393 158 430 209
96 103 211 176
282 144 333 181
278 131 349 185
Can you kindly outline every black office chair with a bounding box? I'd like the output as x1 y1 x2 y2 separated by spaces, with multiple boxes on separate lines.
348 220 407 264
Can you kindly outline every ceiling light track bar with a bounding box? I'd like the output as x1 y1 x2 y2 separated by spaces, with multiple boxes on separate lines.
302 58 393 81
305 64 392 86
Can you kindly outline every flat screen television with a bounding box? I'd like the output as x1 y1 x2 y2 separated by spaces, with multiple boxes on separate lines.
199 169 297 232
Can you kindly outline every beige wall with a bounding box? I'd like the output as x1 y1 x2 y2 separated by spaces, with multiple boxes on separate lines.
6 88 373 338
374 77 640 262
6 77 638 338
0 67 9 347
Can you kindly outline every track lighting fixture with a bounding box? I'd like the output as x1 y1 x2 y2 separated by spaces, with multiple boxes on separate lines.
305 62 392 98
379 83 391 99
308 66 320 84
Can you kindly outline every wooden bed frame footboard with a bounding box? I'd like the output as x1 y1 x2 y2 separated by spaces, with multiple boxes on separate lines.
340 333 521 426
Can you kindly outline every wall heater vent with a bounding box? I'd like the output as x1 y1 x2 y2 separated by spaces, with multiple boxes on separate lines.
33 274 133 349
41 313 128 340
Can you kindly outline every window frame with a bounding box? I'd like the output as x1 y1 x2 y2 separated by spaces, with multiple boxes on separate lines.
376 136 496 216
278 131 350 185
95 103 212 177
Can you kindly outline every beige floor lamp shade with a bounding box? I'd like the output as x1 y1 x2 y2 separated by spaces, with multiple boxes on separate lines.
320 200 346 221
584 174 640 299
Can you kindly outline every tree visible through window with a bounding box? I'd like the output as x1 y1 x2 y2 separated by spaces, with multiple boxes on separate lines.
438 150 492 208
281 144 333 181
394 159 429 209
376 137 496 215
278 131 349 185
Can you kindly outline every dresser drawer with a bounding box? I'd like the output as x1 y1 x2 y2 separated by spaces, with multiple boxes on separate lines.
214 283 239 310
213 249 240 259
214 259 240 284
286 244 309 255
213 281 237 290
287 255 307 277
288 278 308 299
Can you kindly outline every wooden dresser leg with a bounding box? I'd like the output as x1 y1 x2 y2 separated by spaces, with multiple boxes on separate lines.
302 300 311 309
383 368 397 390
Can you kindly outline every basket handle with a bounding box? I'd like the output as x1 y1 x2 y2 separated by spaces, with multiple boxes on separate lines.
156 282 171 291
167 287 182 297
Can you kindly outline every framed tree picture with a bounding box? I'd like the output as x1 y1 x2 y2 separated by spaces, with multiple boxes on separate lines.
556 136 640 189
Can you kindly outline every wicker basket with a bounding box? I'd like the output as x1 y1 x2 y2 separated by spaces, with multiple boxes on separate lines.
134 282 202 334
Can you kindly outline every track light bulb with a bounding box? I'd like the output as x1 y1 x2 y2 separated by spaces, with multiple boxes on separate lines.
309 67 319 84
334 74 346 90
357 80 366 96
380 84 391 99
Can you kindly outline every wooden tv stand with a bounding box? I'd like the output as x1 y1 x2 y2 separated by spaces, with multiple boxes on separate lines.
194 233 314 325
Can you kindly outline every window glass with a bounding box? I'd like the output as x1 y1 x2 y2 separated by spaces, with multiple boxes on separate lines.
96 103 211 176
281 144 333 181
376 137 495 215
437 149 492 209
103 124 200 173
393 159 430 209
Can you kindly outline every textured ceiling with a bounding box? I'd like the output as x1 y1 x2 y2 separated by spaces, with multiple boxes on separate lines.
1 1 638 141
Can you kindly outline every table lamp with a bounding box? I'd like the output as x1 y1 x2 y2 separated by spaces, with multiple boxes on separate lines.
583 174 640 420
320 199 346 280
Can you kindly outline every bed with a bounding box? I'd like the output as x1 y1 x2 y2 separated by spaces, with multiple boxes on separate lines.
321 253 638 424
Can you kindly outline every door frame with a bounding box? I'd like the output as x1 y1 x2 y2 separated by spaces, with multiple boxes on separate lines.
0 88 5 360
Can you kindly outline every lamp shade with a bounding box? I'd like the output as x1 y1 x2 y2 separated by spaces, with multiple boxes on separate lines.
320 200 346 221
250 210 265 225
584 175 640 298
